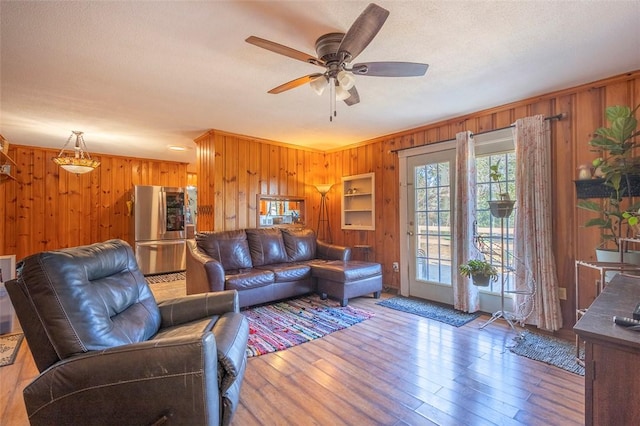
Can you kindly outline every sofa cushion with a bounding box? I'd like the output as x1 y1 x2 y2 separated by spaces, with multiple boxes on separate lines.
282 227 317 261
195 230 253 271
255 263 312 283
312 260 382 282
245 228 288 266
225 269 275 291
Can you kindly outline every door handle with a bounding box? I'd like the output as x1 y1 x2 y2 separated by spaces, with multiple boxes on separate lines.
407 231 414 236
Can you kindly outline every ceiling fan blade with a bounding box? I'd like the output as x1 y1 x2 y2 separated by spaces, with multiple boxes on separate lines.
268 73 325 94
338 3 390 63
351 62 429 77
344 86 360 106
246 36 324 67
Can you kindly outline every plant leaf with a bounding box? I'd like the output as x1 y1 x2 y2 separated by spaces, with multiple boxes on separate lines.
577 200 602 212
584 218 608 227
605 105 631 122
611 117 637 142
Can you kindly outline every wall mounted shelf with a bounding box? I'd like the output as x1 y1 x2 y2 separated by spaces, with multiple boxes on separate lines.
341 172 375 231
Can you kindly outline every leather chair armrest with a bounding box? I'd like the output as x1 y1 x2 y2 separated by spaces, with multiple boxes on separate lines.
317 240 352 261
24 333 220 426
212 312 249 425
186 239 226 294
157 290 240 327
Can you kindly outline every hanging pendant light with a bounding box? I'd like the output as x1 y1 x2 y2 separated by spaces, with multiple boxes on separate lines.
52 131 100 174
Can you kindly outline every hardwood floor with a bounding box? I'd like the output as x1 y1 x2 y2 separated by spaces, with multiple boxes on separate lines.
0 282 584 426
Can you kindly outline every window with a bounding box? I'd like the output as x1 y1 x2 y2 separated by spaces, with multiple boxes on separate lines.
475 151 516 293
474 127 516 294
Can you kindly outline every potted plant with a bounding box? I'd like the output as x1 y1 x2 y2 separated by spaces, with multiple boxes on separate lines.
577 104 640 259
488 159 516 218
458 259 499 287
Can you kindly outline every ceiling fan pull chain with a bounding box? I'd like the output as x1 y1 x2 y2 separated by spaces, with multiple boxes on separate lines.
330 77 336 122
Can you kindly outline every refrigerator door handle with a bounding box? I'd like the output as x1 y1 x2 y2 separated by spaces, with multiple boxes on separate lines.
159 188 166 235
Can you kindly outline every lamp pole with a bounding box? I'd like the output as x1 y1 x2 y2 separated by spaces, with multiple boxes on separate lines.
315 184 333 243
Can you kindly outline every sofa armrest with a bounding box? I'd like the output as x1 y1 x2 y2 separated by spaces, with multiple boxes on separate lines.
187 239 226 294
24 334 220 426
157 290 240 327
317 240 352 261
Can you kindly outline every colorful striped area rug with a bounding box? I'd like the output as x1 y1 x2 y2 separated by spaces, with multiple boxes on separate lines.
242 294 374 357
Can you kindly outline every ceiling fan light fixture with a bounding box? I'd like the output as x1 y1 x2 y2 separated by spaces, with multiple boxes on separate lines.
310 76 328 95
335 84 351 101
337 70 356 90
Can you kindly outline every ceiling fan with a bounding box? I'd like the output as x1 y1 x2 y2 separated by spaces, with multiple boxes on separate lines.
246 3 429 121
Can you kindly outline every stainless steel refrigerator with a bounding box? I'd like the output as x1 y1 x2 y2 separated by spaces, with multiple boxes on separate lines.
133 185 186 275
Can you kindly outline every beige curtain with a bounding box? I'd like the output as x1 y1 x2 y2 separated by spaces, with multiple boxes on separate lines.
453 131 480 313
513 115 563 330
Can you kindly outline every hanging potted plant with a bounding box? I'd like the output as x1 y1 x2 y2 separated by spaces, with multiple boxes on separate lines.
577 104 640 262
458 259 499 287
488 160 516 218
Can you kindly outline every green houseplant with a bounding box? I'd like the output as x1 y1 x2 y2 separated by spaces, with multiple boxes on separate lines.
488 159 515 218
577 104 640 252
458 259 498 287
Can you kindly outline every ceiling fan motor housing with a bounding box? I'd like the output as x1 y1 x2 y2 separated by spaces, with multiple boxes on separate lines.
314 33 346 67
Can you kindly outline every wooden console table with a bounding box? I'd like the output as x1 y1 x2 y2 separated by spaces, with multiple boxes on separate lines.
574 274 640 426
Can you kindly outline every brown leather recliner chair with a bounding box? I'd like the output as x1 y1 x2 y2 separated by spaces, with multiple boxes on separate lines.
6 239 249 426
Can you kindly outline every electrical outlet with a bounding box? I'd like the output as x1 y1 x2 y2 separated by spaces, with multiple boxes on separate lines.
558 287 567 300
392 262 399 273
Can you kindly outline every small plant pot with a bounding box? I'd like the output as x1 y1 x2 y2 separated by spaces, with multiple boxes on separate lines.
471 273 492 287
488 199 515 218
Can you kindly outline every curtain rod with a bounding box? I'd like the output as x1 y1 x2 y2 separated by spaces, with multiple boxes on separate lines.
390 112 566 153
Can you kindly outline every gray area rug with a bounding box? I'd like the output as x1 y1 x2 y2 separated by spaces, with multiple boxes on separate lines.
509 331 584 376
145 272 186 284
377 296 480 327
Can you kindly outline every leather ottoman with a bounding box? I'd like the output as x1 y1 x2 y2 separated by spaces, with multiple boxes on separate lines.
312 260 383 307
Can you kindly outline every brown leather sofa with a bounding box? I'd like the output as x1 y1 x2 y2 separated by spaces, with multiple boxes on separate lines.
187 227 354 307
6 239 249 426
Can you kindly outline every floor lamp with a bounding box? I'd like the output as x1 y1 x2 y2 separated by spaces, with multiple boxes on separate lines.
315 183 333 243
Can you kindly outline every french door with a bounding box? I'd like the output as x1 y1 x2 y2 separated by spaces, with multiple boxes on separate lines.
406 149 456 304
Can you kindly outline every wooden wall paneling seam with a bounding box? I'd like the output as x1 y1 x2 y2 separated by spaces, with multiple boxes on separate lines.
554 93 577 329
248 139 259 229
237 137 248 229
12 147 26 254
213 133 223 231
31 149 45 254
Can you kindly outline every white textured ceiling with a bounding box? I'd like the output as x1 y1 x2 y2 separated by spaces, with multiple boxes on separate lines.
1 1 639 163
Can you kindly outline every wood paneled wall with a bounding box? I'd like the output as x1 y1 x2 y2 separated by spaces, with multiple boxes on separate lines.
0 146 188 260
194 130 326 232
195 70 639 330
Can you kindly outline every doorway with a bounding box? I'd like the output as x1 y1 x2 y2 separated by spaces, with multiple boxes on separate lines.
405 149 456 304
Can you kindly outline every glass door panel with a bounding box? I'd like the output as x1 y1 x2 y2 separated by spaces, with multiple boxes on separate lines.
407 150 455 304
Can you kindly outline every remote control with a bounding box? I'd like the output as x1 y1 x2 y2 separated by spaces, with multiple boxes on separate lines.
613 316 640 327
